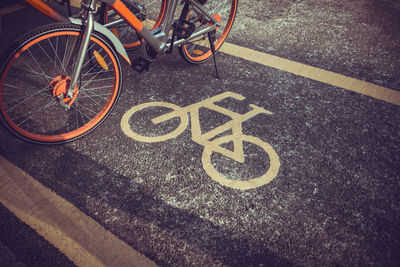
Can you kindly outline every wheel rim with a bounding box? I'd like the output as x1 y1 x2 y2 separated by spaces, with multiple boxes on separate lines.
0 30 120 143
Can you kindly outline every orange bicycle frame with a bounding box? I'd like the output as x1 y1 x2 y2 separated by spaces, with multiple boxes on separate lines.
24 0 65 22
109 0 143 32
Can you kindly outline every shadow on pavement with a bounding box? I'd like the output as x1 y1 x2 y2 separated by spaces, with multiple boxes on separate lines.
0 129 295 266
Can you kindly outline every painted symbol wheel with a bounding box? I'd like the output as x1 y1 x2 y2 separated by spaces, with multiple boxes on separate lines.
202 134 280 190
121 102 189 142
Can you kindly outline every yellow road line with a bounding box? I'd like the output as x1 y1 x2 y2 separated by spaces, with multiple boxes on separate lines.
0 156 157 267
69 0 81 7
220 43 400 106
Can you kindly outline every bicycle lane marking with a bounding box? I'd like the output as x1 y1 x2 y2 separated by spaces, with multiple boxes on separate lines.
220 43 400 106
121 91 281 190
0 156 157 267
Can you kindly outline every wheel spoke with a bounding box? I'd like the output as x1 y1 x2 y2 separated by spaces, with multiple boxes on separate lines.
1 25 121 143
13 99 56 126
48 36 70 76
73 100 100 117
26 48 51 84
80 63 114 90
4 84 52 111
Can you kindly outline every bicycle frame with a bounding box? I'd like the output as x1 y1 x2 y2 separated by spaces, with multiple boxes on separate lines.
65 0 219 100
104 0 219 53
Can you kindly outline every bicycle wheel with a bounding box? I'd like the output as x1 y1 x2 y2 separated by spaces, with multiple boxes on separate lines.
121 102 189 143
0 23 122 144
100 0 167 50
178 0 238 64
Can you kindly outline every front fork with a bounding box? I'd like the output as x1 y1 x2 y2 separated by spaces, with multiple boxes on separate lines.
63 0 97 103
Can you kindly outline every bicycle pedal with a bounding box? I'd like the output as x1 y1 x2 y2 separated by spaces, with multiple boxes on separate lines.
132 57 151 73
174 19 195 40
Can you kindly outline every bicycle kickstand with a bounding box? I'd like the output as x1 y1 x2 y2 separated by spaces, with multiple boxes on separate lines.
208 30 220 79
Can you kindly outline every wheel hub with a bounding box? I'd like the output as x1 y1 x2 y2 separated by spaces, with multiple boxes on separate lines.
50 75 78 106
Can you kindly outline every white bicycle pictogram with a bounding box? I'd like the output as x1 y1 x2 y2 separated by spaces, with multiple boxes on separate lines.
121 91 280 190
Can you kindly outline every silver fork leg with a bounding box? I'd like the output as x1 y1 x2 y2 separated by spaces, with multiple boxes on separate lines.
66 10 95 99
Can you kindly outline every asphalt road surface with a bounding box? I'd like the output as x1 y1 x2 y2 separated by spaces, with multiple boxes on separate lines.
1 0 399 266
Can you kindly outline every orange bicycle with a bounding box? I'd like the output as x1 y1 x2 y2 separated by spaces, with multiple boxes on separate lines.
0 0 237 144
24 0 167 49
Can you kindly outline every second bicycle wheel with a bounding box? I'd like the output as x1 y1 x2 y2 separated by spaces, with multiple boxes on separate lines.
178 0 238 64
100 0 167 50
0 23 122 144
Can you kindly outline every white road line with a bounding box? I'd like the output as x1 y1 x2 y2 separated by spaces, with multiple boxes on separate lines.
0 157 157 267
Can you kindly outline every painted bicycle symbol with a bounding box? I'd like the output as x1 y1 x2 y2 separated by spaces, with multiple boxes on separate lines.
121 91 280 190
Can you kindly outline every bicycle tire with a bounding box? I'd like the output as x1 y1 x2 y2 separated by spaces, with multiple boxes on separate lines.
178 0 238 64
99 0 167 50
0 23 122 144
